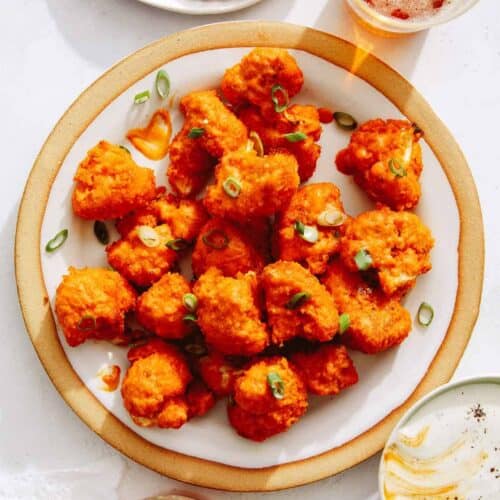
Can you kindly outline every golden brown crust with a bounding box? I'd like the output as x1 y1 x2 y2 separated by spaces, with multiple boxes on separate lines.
198 352 240 397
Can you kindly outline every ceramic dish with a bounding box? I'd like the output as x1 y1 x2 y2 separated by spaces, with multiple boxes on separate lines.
15 22 483 491
379 376 500 499
136 0 262 15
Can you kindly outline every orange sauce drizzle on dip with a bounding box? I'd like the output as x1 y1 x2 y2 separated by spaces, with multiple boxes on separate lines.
98 364 121 392
127 109 172 160
397 425 430 448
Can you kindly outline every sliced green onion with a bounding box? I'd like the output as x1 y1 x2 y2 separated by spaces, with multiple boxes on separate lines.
184 343 206 356
77 314 96 331
294 220 318 243
333 111 357 130
166 238 189 251
134 90 150 105
155 69 170 99
202 229 229 250
222 176 241 198
45 229 68 253
93 221 109 245
417 302 434 327
286 292 312 310
183 293 198 312
271 84 289 113
389 158 407 178
354 248 373 271
267 372 285 399
317 207 347 227
183 313 197 323
339 313 350 334
188 127 205 139
119 145 131 155
294 220 305 235
137 225 160 248
248 131 264 156
283 131 307 143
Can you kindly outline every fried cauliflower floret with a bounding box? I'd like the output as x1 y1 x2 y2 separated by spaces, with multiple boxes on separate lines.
340 207 434 296
290 344 358 395
228 356 307 441
239 105 321 181
186 380 216 419
180 90 248 158
167 125 215 198
121 340 192 428
336 119 423 210
204 149 300 220
322 260 412 353
198 352 240 397
72 141 156 220
116 190 208 241
193 267 268 356
276 183 346 275
221 48 304 120
55 267 136 347
136 272 192 339
106 224 178 288
192 218 265 278
261 261 339 345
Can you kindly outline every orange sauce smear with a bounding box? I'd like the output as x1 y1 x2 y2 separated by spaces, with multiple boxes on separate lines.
127 109 172 160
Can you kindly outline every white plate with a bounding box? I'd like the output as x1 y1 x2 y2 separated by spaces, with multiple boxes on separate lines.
136 0 262 15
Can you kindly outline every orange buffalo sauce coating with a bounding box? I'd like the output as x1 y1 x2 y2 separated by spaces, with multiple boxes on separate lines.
98 365 121 392
127 109 172 160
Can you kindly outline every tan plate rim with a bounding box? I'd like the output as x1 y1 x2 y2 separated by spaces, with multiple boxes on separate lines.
14 21 484 492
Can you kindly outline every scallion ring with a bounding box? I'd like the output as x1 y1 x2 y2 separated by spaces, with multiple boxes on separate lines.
283 131 307 143
166 238 189 251
417 302 434 327
155 69 170 99
188 127 205 139
183 313 198 323
77 314 96 331
286 292 312 310
388 158 407 177
184 343 206 356
119 145 131 155
271 84 289 113
137 225 160 248
339 313 350 334
134 90 150 105
183 293 198 313
354 248 373 271
222 176 241 198
93 221 109 245
267 372 285 399
248 131 264 156
333 111 358 130
202 229 229 250
294 220 318 243
45 229 69 253
317 207 347 227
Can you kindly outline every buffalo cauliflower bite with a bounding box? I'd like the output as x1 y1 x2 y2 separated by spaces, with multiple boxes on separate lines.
322 260 412 353
261 261 339 345
204 149 300 220
121 339 192 428
55 267 136 347
198 352 240 397
193 267 268 356
186 380 216 419
276 183 347 275
72 141 156 220
339 207 434 296
221 48 304 120
136 272 192 339
106 224 178 288
336 119 423 211
192 218 265 278
228 356 308 441
290 344 358 395
239 104 321 181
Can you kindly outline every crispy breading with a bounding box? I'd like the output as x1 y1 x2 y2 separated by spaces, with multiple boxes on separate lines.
72 141 156 220
192 218 265 278
276 183 346 275
336 119 423 210
322 260 412 353
186 380 216 419
339 207 434 296
261 261 339 345
291 344 358 395
55 267 136 347
136 272 192 339
193 267 268 356
204 149 300 220
198 352 240 397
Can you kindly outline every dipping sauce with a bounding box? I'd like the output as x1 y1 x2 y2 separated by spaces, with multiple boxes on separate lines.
98 364 121 392
364 0 451 21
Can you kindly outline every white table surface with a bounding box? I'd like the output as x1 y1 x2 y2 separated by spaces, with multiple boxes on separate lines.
1 0 498 498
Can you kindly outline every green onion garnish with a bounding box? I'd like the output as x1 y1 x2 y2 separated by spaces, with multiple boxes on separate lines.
188 127 205 139
267 372 285 399
222 176 241 198
45 229 69 253
155 69 170 99
183 293 198 313
389 158 407 177
119 145 131 155
317 208 347 227
77 314 96 331
166 238 189 251
286 292 311 310
183 313 197 323
202 229 229 250
184 343 206 356
283 131 307 143
134 90 150 105
294 220 318 243
339 313 350 334
248 131 264 156
333 111 357 130
271 84 289 113
93 221 109 245
354 248 372 271
417 302 434 327
137 225 160 248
